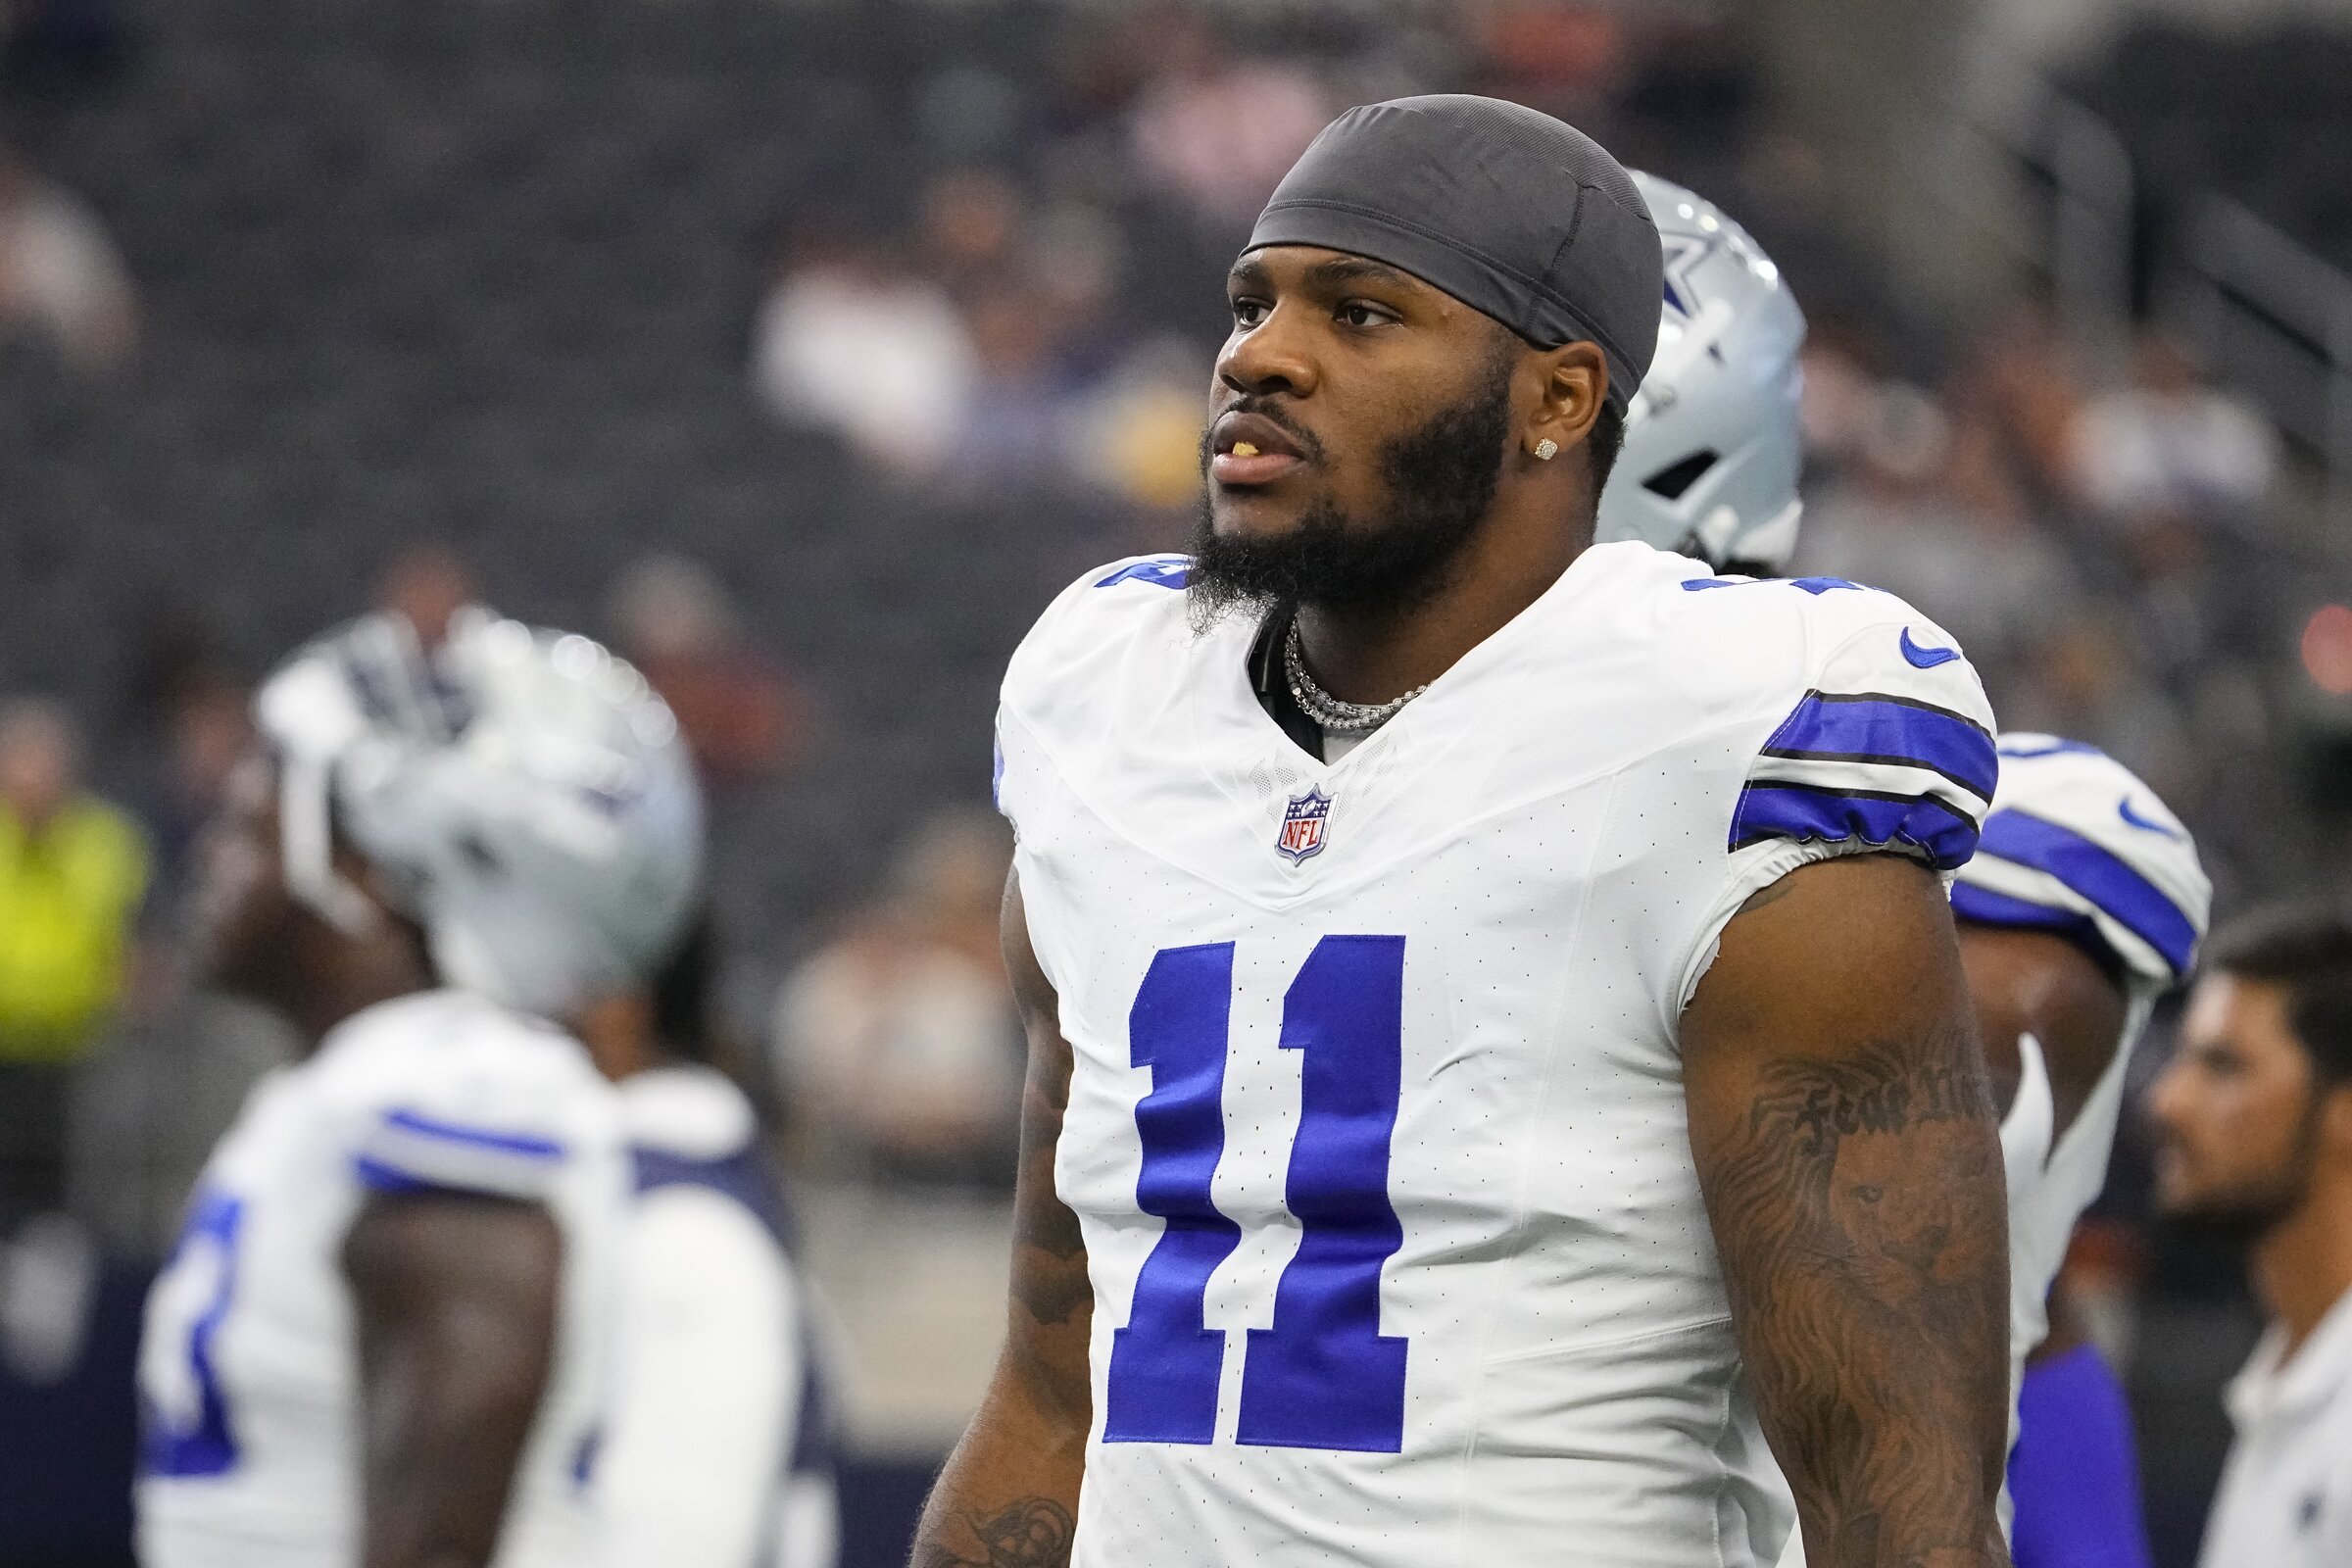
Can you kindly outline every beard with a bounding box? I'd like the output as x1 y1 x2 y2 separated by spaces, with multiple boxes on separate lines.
1187 350 1515 627
2160 1104 2323 1241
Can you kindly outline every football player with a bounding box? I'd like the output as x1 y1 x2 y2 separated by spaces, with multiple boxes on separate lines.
917 98 2013 1568
134 609 702 1568
1597 172 2213 1568
573 912 840 1568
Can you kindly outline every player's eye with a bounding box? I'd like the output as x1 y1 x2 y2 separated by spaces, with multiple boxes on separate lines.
1337 300 1397 328
1230 297 1269 328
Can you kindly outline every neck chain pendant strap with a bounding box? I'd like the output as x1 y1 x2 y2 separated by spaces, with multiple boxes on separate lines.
1283 619 1429 735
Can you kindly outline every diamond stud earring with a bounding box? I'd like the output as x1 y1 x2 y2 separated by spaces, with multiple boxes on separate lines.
1533 438 1559 462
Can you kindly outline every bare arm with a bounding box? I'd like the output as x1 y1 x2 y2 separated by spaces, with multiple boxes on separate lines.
343 1192 562 1568
908 867 1092 1568
1957 924 2129 1138
1683 855 2012 1568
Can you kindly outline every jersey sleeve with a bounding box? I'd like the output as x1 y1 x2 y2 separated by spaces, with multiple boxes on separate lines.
1672 612 1998 1012
315 995 611 1201
1728 622 1998 874
995 553 1193 842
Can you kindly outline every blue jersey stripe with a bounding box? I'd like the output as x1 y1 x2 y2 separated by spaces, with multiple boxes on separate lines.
354 1154 439 1194
1095 558 1191 589
1730 782 1983 870
1974 809 2198 976
1760 692 1998 801
379 1108 565 1160
1950 880 2116 959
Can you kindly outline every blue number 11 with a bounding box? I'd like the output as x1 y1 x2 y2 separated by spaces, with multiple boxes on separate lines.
1103 936 1408 1453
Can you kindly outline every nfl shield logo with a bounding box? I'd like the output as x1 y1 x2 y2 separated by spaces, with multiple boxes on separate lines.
1276 787 1333 865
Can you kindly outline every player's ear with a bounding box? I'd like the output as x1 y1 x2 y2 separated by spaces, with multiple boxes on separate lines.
1525 339 1606 465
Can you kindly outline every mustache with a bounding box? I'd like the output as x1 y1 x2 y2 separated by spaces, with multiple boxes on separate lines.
1197 397 1327 474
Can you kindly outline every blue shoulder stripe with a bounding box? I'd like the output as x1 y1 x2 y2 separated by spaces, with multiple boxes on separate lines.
1730 782 1982 870
1950 881 2113 956
1760 692 1998 800
1095 559 1191 589
632 1146 794 1249
1974 810 2198 976
354 1155 441 1194
380 1108 565 1161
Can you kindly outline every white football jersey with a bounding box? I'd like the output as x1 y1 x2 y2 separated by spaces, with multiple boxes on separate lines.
135 988 628 1568
595 1064 838 1568
994 543 1997 1568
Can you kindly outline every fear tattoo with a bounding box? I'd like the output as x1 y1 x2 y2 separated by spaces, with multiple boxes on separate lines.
1697 1029 2010 1567
914 1497 1075 1568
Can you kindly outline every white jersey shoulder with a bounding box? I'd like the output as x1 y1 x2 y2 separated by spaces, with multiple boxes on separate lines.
136 988 625 1568
307 989 623 1197
995 544 1996 1568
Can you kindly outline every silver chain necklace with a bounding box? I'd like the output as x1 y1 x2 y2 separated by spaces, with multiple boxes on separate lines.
1283 619 1429 734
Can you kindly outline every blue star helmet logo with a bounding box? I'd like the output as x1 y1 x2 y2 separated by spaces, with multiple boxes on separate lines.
1660 234 1711 319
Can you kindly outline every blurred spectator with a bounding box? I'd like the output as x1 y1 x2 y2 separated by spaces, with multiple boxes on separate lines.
1950 297 2085 505
608 553 804 785
751 230 978 480
374 542 478 652
137 671 250 923
1474 2 1629 98
952 279 1087 487
771 808 1019 1189
1126 9 1329 230
1795 387 2081 698
0 147 133 373
2008 614 2199 808
1072 336 1211 517
920 169 1025 294
0 700 145 1217
2066 333 2278 524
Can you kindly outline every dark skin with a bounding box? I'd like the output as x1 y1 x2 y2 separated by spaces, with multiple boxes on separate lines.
1955 924 2132 1374
1959 924 2131 1144
194 757 561 1568
913 247 2012 1568
911 873 1087 1568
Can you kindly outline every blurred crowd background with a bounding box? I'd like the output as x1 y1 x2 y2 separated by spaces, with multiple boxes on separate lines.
0 0 2347 1563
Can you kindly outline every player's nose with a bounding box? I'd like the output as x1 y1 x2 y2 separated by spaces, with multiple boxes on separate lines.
1217 303 1319 401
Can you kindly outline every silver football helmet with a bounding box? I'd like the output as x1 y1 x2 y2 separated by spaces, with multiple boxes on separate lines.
253 606 704 1018
1595 171 1806 573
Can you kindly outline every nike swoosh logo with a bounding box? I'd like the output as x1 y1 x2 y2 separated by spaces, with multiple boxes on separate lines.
2119 797 2183 839
1899 627 1960 669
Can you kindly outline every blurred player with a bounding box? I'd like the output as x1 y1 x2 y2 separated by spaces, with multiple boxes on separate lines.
135 609 702 1568
1593 173 1806 579
2149 906 2352 1568
919 98 2014 1568
1598 172 2215 1568
574 912 840 1568
1955 737 2208 1567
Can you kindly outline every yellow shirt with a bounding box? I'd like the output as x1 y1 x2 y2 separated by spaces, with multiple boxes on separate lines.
0 796 147 1062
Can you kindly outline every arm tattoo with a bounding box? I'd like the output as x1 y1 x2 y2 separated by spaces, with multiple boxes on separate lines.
1699 1028 2010 1566
913 1497 1074 1568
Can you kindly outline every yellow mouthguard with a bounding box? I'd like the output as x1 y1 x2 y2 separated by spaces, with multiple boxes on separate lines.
1232 441 1260 458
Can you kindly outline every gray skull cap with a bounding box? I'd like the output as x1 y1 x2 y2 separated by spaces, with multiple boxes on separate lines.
1246 94 1663 413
